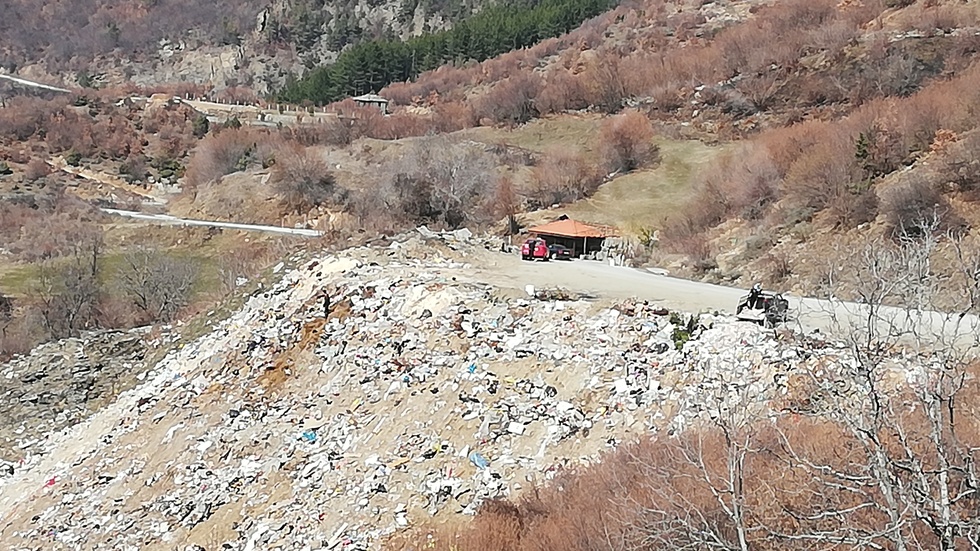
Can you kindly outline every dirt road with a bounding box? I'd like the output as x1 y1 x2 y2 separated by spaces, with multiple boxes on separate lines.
466 252 980 349
473 254 745 311
91 211 980 346
0 73 70 93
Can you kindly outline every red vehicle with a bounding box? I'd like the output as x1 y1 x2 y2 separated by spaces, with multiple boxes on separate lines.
521 238 549 261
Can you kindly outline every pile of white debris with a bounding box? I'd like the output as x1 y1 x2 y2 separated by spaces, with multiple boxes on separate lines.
0 231 895 551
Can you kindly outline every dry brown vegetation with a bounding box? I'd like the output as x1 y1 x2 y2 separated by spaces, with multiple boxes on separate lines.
0 92 204 188
398 358 980 551
271 145 347 215
183 127 265 190
380 0 979 131
0 92 223 358
424 397 977 550
0 200 193 357
663 60 980 264
528 148 601 209
352 136 506 231
389 218 980 551
0 217 281 359
0 0 257 70
598 110 658 174
365 0 980 286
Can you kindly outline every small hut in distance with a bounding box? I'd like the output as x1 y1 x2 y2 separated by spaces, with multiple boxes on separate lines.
352 93 389 115
527 217 615 258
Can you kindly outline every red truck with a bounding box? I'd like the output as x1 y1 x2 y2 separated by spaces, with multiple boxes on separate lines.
521 238 549 261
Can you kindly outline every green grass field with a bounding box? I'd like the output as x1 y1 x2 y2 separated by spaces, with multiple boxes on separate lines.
465 115 728 235
552 138 726 234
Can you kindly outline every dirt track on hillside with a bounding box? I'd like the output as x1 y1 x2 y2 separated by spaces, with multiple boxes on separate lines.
456 251 980 350
469 253 745 312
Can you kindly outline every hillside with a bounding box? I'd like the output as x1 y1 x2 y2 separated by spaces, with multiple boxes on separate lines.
341 0 980 299
5 0 980 549
0 0 492 93
6 0 980 352
1 230 978 550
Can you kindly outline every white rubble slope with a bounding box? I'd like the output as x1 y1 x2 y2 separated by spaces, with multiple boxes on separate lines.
0 236 907 551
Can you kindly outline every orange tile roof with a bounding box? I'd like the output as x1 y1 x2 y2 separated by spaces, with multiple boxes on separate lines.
527 219 613 238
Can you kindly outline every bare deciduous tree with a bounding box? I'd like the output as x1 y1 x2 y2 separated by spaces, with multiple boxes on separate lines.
783 217 980 550
183 127 258 190
583 57 627 114
364 136 501 229
627 423 770 551
13 214 104 264
471 74 542 125
119 248 199 323
32 258 100 339
27 224 104 339
0 292 12 341
494 175 520 235
529 148 601 208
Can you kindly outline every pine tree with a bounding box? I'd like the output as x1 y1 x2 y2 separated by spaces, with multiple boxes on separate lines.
279 0 616 104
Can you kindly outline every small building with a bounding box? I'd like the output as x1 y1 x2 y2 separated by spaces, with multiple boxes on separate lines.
351 93 389 115
527 218 615 258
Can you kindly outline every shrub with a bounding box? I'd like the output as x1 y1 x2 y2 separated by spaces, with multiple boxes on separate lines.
45 110 97 156
0 96 57 141
598 110 658 174
317 116 357 146
271 146 346 214
192 115 210 138
828 185 879 229
781 137 869 224
528 148 602 208
433 102 476 133
65 150 83 167
117 248 199 323
150 157 184 180
32 256 101 339
534 71 589 115
0 305 46 360
582 57 627 114
938 132 980 198
119 156 149 182
710 146 780 220
24 158 51 182
471 74 542 125
182 128 259 189
357 137 501 230
880 175 959 238
11 213 103 263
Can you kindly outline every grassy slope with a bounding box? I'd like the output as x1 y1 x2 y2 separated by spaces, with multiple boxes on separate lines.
462 115 727 234
460 116 603 159
553 138 727 233
0 227 248 298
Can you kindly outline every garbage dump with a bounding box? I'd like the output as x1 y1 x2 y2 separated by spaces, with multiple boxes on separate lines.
0 229 907 550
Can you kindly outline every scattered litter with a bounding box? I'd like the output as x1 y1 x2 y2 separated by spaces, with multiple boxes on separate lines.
469 452 489 470
0 228 864 550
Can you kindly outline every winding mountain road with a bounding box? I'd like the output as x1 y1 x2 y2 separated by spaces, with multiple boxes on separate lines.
0 73 70 93
101 208 324 237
